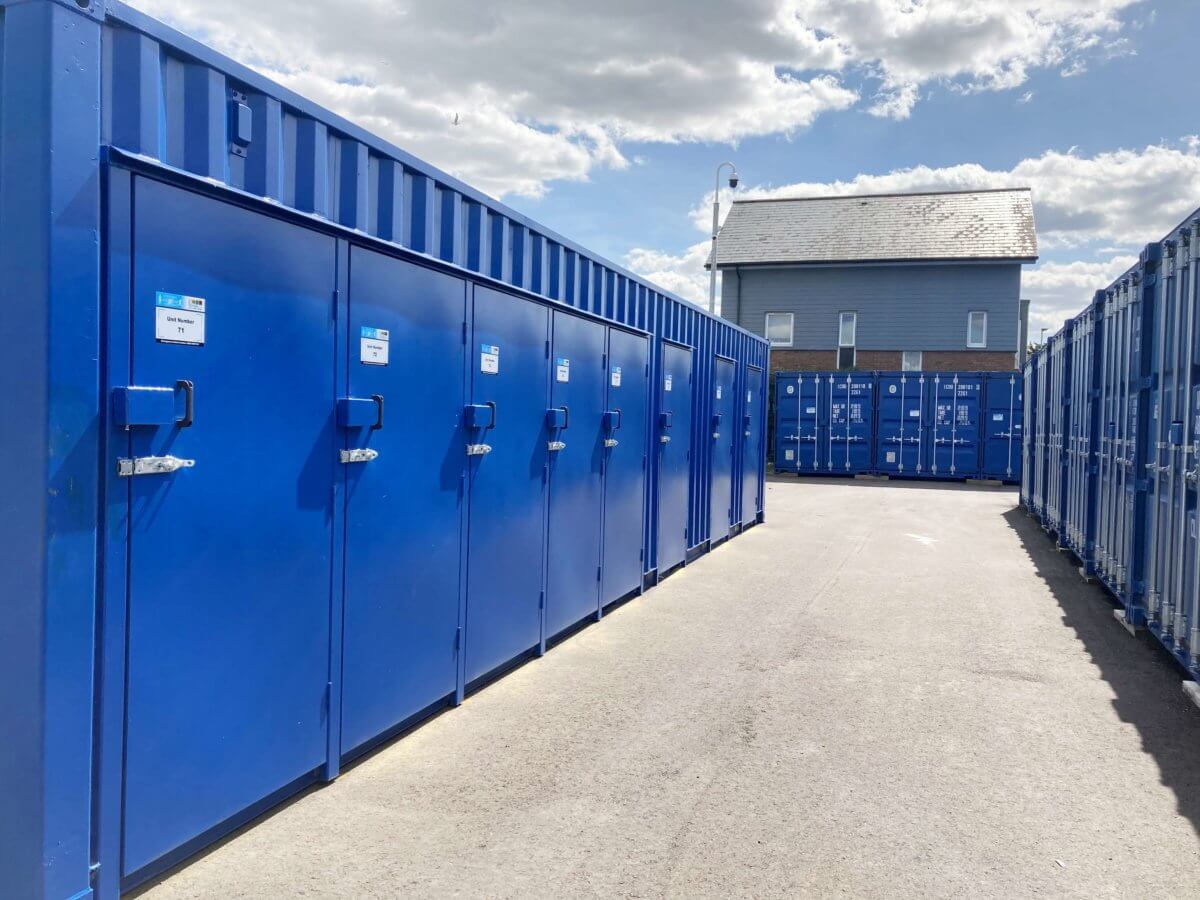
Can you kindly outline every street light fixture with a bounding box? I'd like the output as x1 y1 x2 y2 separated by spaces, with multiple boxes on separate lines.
709 161 739 315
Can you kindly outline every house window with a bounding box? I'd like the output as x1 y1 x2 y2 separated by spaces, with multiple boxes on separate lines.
837 311 857 370
967 311 988 348
838 311 857 347
764 312 794 348
902 351 923 371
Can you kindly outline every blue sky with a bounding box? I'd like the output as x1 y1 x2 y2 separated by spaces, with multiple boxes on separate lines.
132 0 1200 335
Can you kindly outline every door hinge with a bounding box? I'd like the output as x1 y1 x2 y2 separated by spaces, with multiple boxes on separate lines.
462 321 468 344
539 591 545 610
332 288 340 319
455 626 462 652
597 565 602 582
545 339 551 358
639 548 644 561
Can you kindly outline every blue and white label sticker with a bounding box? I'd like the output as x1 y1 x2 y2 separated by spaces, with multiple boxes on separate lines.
556 357 570 383
611 366 622 388
993 412 1005 421
155 292 205 345
665 374 673 392
716 385 723 400
786 384 795 395
480 343 500 375
360 326 390 366
747 389 752 404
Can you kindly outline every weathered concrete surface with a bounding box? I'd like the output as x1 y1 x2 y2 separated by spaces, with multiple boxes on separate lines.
140 478 1200 899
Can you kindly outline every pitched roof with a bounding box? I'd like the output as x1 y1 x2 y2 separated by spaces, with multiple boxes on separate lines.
712 188 1038 267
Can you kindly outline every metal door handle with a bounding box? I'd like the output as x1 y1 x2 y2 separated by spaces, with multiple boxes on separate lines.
176 380 194 428
117 455 195 477
560 405 569 429
371 394 384 430
485 401 497 430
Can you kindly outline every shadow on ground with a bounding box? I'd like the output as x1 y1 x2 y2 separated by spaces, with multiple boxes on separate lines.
1003 506 1200 838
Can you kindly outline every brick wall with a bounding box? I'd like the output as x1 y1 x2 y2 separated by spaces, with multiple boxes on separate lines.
769 348 1015 373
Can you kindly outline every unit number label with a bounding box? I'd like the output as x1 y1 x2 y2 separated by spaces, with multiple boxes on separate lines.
665 375 673 392
716 386 723 399
611 366 622 387
360 326 390 365
480 344 500 375
886 451 897 463
806 406 817 414
556 357 571 383
155 292 206 346
784 449 795 461
992 413 1005 421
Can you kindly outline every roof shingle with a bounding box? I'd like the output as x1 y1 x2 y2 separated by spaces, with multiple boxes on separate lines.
712 188 1038 267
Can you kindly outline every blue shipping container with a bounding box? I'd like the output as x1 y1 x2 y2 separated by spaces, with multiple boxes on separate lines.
1021 209 1200 682
0 2 770 896
774 370 1022 483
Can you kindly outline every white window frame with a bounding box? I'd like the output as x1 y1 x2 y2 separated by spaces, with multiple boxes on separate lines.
902 350 923 372
838 311 857 348
967 310 988 348
764 312 794 348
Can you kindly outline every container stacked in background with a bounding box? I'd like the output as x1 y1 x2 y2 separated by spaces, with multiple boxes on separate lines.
773 370 1024 483
1021 208 1200 683
0 3 769 897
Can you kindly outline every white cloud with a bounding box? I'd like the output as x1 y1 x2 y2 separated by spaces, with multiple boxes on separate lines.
1023 256 1138 337
632 141 1200 330
128 0 1142 196
625 242 716 309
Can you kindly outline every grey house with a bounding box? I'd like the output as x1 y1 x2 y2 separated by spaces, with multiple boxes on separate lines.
711 188 1038 372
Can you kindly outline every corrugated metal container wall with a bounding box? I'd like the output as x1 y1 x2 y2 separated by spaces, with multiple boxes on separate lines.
1021 209 1200 684
1062 302 1101 567
1020 353 1038 507
1143 223 1200 663
773 370 1021 482
1043 325 1073 536
0 3 770 898
1030 346 1052 516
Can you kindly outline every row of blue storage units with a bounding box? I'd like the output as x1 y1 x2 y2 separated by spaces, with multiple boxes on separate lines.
0 3 768 897
1022 207 1200 680
773 371 1024 482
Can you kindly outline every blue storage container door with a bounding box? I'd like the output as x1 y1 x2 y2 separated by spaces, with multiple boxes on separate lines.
118 178 337 877
465 286 550 684
982 373 1022 481
931 373 982 477
340 249 466 756
740 365 764 524
544 310 607 639
657 341 693 572
876 373 928 476
709 355 737 543
602 328 649 606
773 373 799 472
827 373 874 473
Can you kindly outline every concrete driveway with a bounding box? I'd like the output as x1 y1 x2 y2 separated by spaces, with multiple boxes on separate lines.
139 476 1200 899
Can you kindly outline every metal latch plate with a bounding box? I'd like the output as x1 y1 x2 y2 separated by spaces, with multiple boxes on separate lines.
340 448 379 464
117 455 195 477
547 440 566 452
604 438 619 448
466 443 493 456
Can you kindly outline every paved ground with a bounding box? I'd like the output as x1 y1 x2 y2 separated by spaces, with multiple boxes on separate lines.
141 477 1200 899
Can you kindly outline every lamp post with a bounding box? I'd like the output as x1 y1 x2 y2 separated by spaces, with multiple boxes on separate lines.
709 161 739 315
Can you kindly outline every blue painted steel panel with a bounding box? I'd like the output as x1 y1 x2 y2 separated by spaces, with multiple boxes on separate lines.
823 373 874 473
777 372 822 473
876 373 931 476
657 341 693 571
1020 356 1037 508
930 373 982 478
465 286 549 683
340 249 466 756
120 178 337 877
545 311 607 639
981 372 1024 483
773 372 800 473
709 356 737 543
602 328 649 605
740 365 765 525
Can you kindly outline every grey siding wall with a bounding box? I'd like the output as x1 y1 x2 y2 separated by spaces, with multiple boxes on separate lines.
722 262 1021 352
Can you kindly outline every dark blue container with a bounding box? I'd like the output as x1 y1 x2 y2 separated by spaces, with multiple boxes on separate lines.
0 2 769 896
981 372 1024 483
